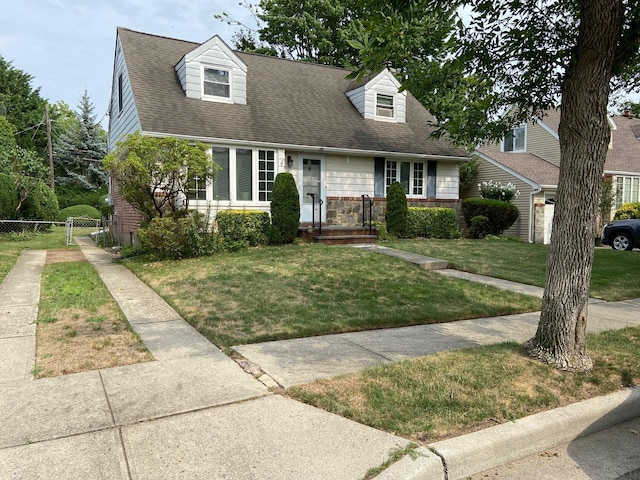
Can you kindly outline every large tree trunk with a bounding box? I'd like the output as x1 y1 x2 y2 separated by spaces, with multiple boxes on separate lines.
525 0 624 371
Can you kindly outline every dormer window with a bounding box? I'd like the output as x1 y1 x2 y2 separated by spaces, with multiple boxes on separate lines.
203 67 230 99
376 94 395 119
503 125 526 152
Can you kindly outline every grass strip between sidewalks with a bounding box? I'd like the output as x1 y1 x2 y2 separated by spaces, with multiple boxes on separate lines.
288 326 640 444
34 259 152 377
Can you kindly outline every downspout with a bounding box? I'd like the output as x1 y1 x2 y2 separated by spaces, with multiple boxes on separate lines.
528 185 542 243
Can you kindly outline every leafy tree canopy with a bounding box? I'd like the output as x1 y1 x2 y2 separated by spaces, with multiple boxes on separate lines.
0 56 49 152
103 132 218 221
351 0 639 146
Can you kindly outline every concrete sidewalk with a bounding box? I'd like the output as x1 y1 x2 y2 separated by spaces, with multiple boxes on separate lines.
1 243 639 479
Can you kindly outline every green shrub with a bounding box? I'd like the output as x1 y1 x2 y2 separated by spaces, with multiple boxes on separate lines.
57 204 102 221
470 215 490 239
407 207 460 239
269 173 300 244
462 198 519 236
613 202 640 220
0 173 18 219
217 210 270 246
20 182 59 221
137 210 220 259
386 181 408 237
55 185 112 217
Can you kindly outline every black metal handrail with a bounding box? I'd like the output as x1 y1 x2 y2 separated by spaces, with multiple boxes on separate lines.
361 194 373 235
307 193 323 235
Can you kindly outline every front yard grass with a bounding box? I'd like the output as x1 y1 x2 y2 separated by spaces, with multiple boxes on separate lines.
124 243 542 347
383 237 640 301
288 326 640 444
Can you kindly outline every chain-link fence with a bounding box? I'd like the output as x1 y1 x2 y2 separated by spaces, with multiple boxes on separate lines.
0 219 65 235
0 215 121 247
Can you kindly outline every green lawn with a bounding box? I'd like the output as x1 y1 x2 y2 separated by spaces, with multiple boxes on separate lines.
383 237 640 301
289 326 640 444
0 227 72 283
124 243 542 347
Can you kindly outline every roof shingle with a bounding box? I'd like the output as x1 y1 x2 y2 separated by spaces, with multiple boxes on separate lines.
117 27 468 159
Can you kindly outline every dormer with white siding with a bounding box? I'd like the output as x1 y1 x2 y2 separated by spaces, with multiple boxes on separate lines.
346 70 406 123
174 35 247 105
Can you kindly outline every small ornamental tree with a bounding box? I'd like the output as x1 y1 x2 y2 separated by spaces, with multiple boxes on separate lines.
269 172 300 244
385 181 408 237
103 132 217 221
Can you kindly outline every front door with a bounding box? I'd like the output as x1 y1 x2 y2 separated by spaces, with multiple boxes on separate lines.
300 158 324 224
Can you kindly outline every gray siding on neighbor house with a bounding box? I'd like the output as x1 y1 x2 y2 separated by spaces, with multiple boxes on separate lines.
108 36 141 149
527 120 561 166
461 159 534 241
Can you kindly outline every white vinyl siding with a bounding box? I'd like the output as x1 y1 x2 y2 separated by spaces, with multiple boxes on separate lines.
324 155 373 197
176 36 247 105
346 70 406 123
108 36 141 149
435 162 459 199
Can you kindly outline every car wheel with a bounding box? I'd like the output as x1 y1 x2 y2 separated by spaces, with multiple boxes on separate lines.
611 232 633 251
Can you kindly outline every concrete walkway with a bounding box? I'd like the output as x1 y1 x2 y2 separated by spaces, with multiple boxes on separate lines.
1 242 639 479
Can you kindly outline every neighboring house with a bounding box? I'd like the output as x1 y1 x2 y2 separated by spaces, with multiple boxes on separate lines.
107 28 469 243
466 109 640 243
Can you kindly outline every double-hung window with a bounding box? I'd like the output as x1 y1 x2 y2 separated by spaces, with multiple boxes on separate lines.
376 94 395 119
203 67 230 99
503 125 526 152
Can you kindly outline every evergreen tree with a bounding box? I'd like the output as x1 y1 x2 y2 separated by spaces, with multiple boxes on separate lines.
54 91 107 190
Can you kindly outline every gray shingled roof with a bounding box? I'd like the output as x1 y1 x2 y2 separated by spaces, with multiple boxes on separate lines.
607 115 640 174
479 150 559 187
118 28 468 159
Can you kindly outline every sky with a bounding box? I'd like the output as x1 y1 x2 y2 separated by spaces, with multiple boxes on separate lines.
0 0 257 128
1 1 638 133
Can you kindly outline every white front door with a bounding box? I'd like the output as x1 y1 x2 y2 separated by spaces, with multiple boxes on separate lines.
300 157 324 224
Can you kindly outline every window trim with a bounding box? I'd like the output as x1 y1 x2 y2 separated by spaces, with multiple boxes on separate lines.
385 160 436 198
375 93 396 121
502 125 527 152
201 65 233 103
117 72 124 114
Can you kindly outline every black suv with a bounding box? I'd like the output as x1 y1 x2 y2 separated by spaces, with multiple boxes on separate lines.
602 219 640 251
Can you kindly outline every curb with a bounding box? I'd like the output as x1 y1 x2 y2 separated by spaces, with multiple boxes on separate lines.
376 386 640 480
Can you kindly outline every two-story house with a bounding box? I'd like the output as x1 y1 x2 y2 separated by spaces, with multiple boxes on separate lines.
107 28 469 243
467 109 640 243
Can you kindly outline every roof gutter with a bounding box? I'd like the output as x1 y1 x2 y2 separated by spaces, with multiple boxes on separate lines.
528 186 542 244
142 130 470 162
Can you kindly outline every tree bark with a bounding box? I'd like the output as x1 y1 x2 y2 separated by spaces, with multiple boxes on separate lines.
525 0 624 371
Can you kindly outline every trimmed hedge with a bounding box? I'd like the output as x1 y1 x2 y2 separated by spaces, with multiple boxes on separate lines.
386 181 408 237
613 202 640 220
57 204 102 221
217 210 270 246
407 207 460 239
462 198 518 236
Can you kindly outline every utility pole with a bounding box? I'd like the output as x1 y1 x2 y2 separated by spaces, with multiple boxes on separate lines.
46 104 54 191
